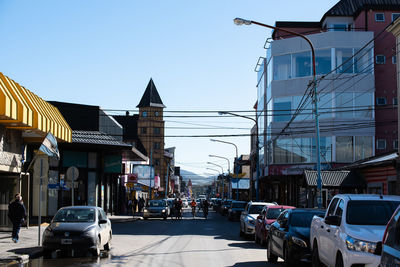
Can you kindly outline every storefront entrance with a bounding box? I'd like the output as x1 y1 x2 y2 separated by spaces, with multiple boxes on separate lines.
0 175 18 231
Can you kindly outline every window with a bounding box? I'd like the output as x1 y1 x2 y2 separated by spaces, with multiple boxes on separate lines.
355 48 372 73
273 139 292 164
140 127 147 134
292 138 312 163
335 92 353 118
376 97 387 106
376 55 386 64
394 98 398 106
273 97 292 122
336 136 353 162
375 13 385 22
392 13 400 22
142 111 148 117
355 93 373 118
273 54 291 80
154 127 161 135
153 142 161 149
393 56 397 64
334 200 345 217
313 137 332 163
319 93 332 119
394 139 398 150
336 48 354 73
327 198 339 216
292 51 311 78
355 136 373 161
154 159 160 166
154 111 159 117
377 139 387 150
332 24 348 31
316 49 332 75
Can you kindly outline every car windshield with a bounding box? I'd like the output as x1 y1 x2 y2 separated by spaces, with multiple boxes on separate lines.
53 208 96 222
266 208 286 219
346 200 400 225
290 212 321 227
149 200 166 207
249 205 265 214
232 202 246 209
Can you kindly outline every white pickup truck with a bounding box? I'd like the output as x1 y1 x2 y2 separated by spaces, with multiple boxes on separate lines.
310 194 400 267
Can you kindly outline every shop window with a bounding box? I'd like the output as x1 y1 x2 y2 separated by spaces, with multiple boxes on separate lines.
377 139 387 150
375 13 385 22
376 55 386 64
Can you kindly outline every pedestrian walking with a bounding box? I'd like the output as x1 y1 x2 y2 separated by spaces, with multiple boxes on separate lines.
8 193 26 243
133 196 138 215
138 197 144 212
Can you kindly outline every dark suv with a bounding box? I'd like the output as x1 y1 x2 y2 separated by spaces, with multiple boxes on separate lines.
381 205 400 267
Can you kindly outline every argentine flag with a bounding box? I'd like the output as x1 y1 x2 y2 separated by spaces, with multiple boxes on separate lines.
39 132 60 159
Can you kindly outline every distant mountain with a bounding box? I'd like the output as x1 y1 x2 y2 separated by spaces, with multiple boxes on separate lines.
180 169 213 186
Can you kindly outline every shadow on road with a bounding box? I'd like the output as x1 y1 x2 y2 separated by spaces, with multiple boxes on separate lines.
228 242 264 250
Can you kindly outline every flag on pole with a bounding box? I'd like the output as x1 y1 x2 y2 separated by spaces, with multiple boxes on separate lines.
39 132 60 159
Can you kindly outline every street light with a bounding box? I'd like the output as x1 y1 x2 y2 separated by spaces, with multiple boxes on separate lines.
233 17 322 208
207 162 226 198
218 111 260 201
210 139 241 200
209 155 230 173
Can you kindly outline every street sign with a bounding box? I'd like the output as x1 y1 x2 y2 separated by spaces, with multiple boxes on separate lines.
66 166 79 181
127 173 138 183
48 183 60 190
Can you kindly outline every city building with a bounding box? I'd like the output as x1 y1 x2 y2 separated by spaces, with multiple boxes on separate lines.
256 0 400 206
0 72 72 230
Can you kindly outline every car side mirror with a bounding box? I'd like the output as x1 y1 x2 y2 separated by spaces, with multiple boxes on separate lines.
325 215 341 226
99 219 107 224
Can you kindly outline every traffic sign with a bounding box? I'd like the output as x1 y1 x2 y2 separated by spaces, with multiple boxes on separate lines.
66 166 79 181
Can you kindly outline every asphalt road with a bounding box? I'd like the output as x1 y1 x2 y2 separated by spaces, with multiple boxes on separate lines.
23 209 284 267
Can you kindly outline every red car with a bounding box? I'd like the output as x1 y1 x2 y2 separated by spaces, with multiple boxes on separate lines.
254 205 295 245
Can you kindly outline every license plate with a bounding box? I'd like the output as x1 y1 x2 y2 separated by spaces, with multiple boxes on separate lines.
61 239 72 245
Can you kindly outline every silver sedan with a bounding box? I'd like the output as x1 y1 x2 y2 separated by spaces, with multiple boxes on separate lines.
42 206 112 256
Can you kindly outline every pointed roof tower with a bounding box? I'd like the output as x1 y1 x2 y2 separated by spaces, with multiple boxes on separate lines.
136 78 166 108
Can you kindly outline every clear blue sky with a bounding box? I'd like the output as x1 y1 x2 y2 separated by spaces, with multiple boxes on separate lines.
0 0 339 183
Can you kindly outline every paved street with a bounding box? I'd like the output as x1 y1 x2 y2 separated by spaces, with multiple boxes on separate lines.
21 209 284 267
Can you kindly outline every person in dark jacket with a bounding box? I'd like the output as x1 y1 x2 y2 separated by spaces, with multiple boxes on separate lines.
8 193 26 243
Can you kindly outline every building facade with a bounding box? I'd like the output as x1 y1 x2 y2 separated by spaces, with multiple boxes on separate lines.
256 0 400 205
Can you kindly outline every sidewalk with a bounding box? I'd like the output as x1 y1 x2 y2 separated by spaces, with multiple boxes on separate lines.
0 215 140 266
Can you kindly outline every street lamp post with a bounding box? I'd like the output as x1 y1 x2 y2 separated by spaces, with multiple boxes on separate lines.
233 17 322 208
210 139 240 200
218 111 260 201
209 155 231 198
207 162 225 198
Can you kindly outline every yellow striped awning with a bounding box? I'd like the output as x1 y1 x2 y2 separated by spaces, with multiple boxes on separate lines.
0 72 71 143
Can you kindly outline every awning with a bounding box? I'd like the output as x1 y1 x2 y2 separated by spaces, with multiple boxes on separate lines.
304 170 366 188
0 72 71 143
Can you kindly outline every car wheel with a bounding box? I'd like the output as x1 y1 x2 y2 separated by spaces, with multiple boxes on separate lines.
104 233 112 251
91 237 101 257
267 238 278 263
312 243 322 267
335 253 344 267
284 244 294 267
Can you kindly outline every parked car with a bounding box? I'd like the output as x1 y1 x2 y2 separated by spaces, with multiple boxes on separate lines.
220 199 232 216
143 199 170 220
310 194 400 267
381 204 400 267
255 205 295 245
267 208 325 265
227 201 247 221
42 206 112 257
240 201 275 237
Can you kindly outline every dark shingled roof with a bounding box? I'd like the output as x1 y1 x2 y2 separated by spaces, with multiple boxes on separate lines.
136 78 165 108
72 130 131 147
324 0 400 18
113 114 147 156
